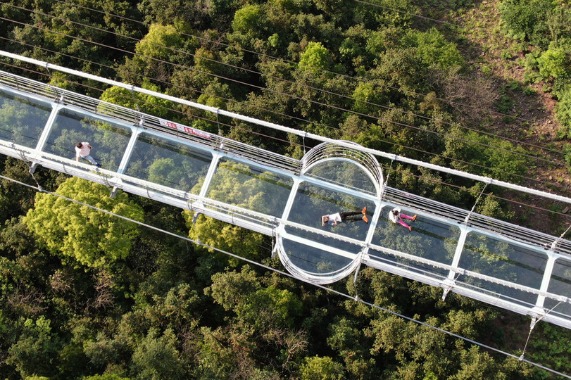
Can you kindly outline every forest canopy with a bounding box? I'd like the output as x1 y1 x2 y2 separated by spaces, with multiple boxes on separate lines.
1 0 571 379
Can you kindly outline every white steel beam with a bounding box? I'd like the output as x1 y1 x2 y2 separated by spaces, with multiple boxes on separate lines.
1 50 571 205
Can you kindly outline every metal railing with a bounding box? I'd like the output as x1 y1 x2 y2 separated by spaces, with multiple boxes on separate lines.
0 70 302 174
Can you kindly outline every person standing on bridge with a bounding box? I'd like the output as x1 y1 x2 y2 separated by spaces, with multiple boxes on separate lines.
388 207 416 231
322 207 368 226
75 142 100 167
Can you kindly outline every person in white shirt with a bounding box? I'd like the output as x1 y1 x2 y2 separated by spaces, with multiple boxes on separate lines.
388 207 416 231
322 207 368 226
75 142 100 167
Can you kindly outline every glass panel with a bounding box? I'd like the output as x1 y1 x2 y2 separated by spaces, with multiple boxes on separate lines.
305 159 377 194
206 158 293 217
44 108 131 171
546 257 571 319
287 182 374 240
370 206 459 277
282 238 356 275
458 232 547 307
0 90 52 148
124 133 212 193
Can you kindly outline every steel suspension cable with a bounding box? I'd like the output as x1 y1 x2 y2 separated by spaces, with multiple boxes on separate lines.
41 0 565 154
1 4 565 164
1 172 569 379
3 58 566 214
2 51 571 209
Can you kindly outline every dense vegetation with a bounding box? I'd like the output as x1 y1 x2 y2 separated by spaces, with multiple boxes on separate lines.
1 0 571 378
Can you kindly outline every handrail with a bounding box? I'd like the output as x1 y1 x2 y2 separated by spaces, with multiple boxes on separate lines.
2 50 571 205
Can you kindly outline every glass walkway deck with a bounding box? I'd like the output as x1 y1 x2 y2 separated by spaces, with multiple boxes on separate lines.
1 69 570 330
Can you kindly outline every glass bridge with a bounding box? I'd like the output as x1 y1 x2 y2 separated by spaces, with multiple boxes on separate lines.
1 69 570 331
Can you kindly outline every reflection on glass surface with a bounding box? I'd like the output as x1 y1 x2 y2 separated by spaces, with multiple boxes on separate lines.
304 159 377 194
125 133 212 193
287 182 374 240
458 233 547 307
207 158 293 217
45 108 131 170
286 224 361 253
0 90 51 148
546 257 571 319
282 238 356 275
370 207 459 278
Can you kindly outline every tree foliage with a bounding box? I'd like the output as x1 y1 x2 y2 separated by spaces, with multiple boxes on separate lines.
499 0 555 47
1 0 571 379
23 177 144 268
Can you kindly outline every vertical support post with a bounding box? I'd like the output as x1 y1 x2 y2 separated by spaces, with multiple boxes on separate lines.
535 254 557 310
278 178 302 233
352 249 365 301
197 152 222 200
116 128 142 175
442 226 469 300
355 201 383 280
29 101 63 173
271 229 279 259
110 126 142 197
190 152 221 222
363 203 382 247
273 178 301 259
379 158 395 203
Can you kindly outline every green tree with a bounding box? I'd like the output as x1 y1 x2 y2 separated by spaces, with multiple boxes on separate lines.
0 158 43 223
327 317 378 378
442 125 528 183
298 42 334 74
206 265 262 312
205 267 307 376
23 177 144 268
184 161 290 264
83 375 131 380
5 0 141 85
232 4 264 36
136 24 184 60
147 158 188 189
99 83 176 119
300 356 345 380
401 28 464 71
139 0 237 30
193 327 238 379
556 86 571 138
6 317 60 378
118 23 194 84
235 286 303 329
537 46 569 80
184 213 266 266
499 0 555 47
131 328 187 379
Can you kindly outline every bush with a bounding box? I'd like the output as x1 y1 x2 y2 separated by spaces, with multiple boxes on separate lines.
232 4 263 35
401 28 464 71
556 86 571 138
499 0 554 48
537 46 569 81
564 144 571 173
298 41 333 73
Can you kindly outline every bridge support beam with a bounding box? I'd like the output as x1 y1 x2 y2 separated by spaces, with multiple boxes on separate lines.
442 226 469 301
30 100 64 173
111 124 142 198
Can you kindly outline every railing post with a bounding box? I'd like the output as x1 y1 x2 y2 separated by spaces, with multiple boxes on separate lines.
110 124 142 197
442 226 469 300
29 99 63 173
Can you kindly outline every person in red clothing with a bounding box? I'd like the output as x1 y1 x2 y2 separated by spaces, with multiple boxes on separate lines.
322 207 368 226
388 207 417 231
